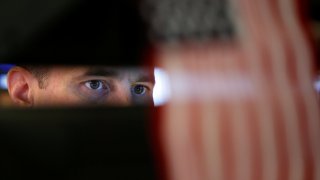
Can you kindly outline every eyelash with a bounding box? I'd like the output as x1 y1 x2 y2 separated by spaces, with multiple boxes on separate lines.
79 80 152 104
84 80 107 90
82 80 110 99
131 84 150 96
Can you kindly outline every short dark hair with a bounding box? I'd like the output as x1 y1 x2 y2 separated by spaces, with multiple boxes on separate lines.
19 65 49 89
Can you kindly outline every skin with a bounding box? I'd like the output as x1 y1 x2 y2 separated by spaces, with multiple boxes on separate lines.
7 66 155 107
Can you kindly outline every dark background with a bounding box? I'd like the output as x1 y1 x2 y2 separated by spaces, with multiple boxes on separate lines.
0 0 149 66
0 0 319 66
0 107 157 180
310 0 320 21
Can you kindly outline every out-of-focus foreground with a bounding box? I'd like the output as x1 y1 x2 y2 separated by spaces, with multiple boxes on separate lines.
148 0 320 180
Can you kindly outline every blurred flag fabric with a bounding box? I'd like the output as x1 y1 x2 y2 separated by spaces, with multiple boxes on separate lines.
145 0 320 179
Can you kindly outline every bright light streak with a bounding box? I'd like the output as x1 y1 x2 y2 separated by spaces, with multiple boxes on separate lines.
315 78 320 94
153 68 171 106
0 74 8 90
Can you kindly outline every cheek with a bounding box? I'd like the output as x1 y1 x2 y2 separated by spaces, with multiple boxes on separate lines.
34 85 80 106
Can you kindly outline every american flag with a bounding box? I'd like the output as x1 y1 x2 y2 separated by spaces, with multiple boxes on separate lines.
150 0 320 179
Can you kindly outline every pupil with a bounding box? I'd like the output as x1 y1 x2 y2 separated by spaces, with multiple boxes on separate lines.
90 81 100 89
134 85 144 94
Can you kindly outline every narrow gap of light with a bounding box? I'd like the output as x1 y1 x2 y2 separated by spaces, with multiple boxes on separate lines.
315 78 320 94
0 64 15 72
0 74 8 90
153 68 171 106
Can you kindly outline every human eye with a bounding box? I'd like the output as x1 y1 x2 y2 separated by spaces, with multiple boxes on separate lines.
78 80 110 102
130 83 154 104
84 80 105 90
131 84 150 96
131 84 151 96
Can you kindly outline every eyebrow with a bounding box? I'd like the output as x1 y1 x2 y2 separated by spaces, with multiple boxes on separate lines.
82 67 155 84
135 74 155 84
83 68 119 77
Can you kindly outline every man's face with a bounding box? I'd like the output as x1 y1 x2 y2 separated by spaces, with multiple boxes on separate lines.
8 66 155 106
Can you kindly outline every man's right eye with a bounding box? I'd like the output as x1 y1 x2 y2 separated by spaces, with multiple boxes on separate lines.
85 80 104 90
83 80 109 94
78 80 110 102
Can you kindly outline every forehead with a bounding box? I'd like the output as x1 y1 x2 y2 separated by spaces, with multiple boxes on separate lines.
47 66 154 81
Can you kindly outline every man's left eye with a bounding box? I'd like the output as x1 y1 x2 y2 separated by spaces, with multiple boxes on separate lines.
132 84 147 95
